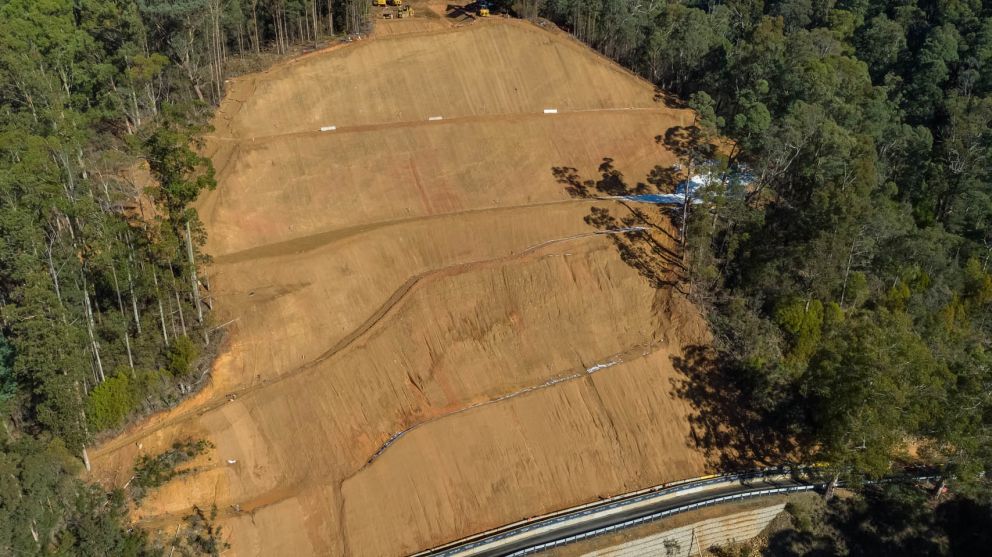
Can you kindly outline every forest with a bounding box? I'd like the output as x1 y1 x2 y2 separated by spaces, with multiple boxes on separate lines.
535 0 992 552
0 1 370 554
1 0 990 554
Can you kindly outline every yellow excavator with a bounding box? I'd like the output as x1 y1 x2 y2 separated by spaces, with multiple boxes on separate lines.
478 1 490 17
373 0 385 7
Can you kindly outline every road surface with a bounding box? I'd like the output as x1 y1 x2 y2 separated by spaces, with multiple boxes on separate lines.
414 471 818 557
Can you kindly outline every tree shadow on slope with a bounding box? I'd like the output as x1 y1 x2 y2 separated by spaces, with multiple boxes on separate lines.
657 125 714 161
670 345 801 471
445 3 476 20
552 157 683 290
551 143 797 473
654 87 688 110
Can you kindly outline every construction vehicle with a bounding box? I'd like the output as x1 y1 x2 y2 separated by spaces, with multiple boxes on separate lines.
478 1 490 17
388 0 403 6
373 0 385 7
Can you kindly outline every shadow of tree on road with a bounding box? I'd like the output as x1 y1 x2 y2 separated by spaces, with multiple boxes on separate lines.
670 345 803 471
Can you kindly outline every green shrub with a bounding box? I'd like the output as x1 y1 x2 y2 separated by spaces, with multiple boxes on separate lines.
846 271 869 307
166 336 200 379
786 501 814 532
774 298 824 365
0 334 14 402
131 438 212 503
885 280 912 311
86 371 136 431
964 257 992 306
822 301 845 333
172 506 229 556
133 367 176 408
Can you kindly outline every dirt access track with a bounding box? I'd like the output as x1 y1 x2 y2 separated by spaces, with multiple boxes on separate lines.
90 8 714 556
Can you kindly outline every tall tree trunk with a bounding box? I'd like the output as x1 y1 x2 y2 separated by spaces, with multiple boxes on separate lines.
312 0 320 40
76 381 92 471
824 472 840 501
273 3 285 54
209 0 224 101
81 280 105 383
175 290 188 338
123 331 135 375
185 221 207 343
283 7 290 51
124 234 142 335
840 238 858 307
681 153 694 261
327 0 334 35
282 12 288 53
180 19 206 102
45 238 67 325
299 8 306 44
109 265 135 374
251 0 261 53
126 263 141 335
153 269 169 346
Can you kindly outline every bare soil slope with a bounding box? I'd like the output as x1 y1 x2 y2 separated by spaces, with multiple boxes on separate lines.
91 15 711 557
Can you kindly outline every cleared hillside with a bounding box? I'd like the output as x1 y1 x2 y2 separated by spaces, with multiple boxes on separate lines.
91 14 711 557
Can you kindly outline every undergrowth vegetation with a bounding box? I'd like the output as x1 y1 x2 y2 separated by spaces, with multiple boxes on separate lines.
131 439 213 503
0 1 365 554
538 0 992 550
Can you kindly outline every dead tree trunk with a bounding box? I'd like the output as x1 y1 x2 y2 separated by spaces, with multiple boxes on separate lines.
153 268 169 346
174 289 188 338
326 0 334 34
124 233 142 335
185 220 207 343
81 279 105 383
109 265 135 374
251 0 261 53
824 473 840 501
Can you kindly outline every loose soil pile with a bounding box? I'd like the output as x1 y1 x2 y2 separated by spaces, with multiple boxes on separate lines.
91 11 713 557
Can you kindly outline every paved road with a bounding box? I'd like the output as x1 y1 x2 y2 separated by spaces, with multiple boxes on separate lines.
414 471 819 557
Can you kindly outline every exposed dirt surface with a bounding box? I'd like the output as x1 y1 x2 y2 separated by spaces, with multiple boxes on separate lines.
90 9 714 557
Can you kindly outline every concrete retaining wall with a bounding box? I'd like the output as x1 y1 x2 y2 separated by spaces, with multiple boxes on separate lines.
578 504 785 557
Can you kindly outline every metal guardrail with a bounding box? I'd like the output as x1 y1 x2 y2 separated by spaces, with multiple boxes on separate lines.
416 466 822 557
512 474 944 556
505 484 818 557
415 466 941 557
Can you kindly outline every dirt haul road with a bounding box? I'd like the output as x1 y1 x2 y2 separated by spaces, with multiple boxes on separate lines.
90 13 713 557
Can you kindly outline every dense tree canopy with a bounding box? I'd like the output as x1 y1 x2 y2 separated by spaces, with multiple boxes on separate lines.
541 0 992 496
0 1 365 553
2 0 990 553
